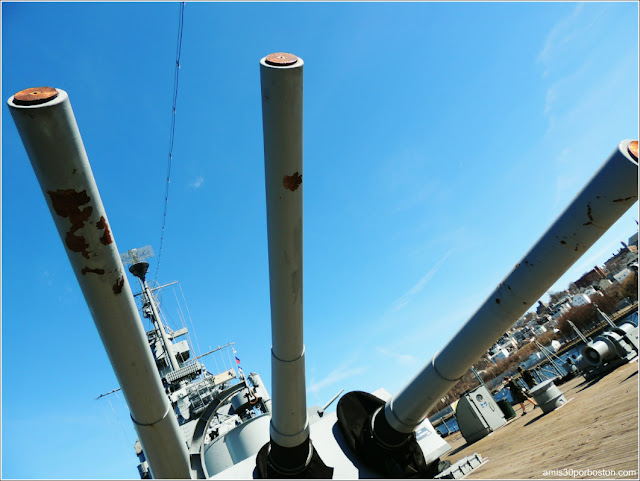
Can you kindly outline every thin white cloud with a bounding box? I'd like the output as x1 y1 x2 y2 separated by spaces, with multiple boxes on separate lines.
393 249 454 311
308 365 367 394
375 347 417 367
190 176 204 189
537 3 585 70
40 270 54 286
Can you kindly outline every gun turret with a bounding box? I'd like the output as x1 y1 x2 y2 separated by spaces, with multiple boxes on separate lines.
7 88 191 479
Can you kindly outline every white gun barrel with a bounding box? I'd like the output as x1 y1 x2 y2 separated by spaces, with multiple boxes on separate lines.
260 53 311 473
382 140 638 435
7 88 191 479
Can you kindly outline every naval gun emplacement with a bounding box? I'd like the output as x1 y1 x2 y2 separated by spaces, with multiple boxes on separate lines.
7 53 638 478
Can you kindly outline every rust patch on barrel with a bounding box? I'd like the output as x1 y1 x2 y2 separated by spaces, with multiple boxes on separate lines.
81 267 105 275
265 52 298 66
96 216 113 245
113 277 124 294
47 189 93 259
13 86 58 105
283 172 302 191
613 196 634 203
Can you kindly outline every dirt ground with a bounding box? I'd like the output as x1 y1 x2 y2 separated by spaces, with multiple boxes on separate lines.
442 359 639 479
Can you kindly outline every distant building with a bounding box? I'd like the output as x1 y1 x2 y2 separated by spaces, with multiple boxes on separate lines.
598 278 614 290
575 266 608 289
572 293 591 307
613 268 635 284
551 303 571 321
536 300 551 316
605 246 638 275
512 329 530 343
489 348 510 364
531 325 547 337
499 337 518 353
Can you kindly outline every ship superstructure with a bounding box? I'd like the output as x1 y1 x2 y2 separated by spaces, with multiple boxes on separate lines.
119 246 273 479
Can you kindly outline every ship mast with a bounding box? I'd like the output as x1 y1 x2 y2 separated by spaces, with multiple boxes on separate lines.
123 247 181 373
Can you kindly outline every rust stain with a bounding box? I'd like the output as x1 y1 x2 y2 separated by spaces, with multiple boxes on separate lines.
586 203 593 222
583 222 592 226
113 277 125 295
613 196 634 203
81 267 105 275
48 189 93 259
96 216 113 245
560 240 567 245
283 172 302 191
65 231 90 258
495 298 501 304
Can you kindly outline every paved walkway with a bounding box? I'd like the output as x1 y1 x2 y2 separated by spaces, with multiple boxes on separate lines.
442 359 639 479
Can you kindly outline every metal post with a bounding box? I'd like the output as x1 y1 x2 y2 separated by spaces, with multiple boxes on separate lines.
535 341 564 377
470 366 485 386
260 53 311 473
595 305 617 329
381 139 638 435
7 88 191 479
569 320 590 344
141 278 181 372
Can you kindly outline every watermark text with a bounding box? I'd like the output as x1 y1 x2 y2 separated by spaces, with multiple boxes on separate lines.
543 468 638 478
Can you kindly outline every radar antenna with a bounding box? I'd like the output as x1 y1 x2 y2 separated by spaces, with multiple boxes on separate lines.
120 245 155 280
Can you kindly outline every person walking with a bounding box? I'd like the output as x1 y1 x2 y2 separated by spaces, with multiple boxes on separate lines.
504 376 537 415
518 366 536 389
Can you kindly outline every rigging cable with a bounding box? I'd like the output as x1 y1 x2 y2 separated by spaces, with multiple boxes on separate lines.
155 1 186 281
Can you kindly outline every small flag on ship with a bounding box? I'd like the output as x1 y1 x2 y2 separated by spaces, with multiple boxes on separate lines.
233 347 241 364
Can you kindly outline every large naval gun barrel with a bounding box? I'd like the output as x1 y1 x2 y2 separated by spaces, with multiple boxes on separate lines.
376 139 638 443
259 53 311 474
258 52 332 478
7 88 191 479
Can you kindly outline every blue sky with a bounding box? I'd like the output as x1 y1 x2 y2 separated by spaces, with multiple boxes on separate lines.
2 1 638 478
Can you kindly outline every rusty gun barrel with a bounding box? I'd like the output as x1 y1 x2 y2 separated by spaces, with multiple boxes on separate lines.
379 139 638 438
259 52 313 475
7 88 191 479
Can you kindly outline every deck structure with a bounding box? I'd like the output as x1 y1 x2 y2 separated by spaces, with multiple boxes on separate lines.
442 360 639 479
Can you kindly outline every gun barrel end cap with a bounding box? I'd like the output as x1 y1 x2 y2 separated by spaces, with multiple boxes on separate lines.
13 87 58 105
628 141 638 161
265 52 298 66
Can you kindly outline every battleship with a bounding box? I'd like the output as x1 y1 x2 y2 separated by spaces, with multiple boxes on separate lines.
6 51 638 479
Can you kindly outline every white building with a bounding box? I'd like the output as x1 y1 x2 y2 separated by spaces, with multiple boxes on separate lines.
489 348 510 364
572 293 592 307
613 268 634 283
551 303 571 320
532 325 547 336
